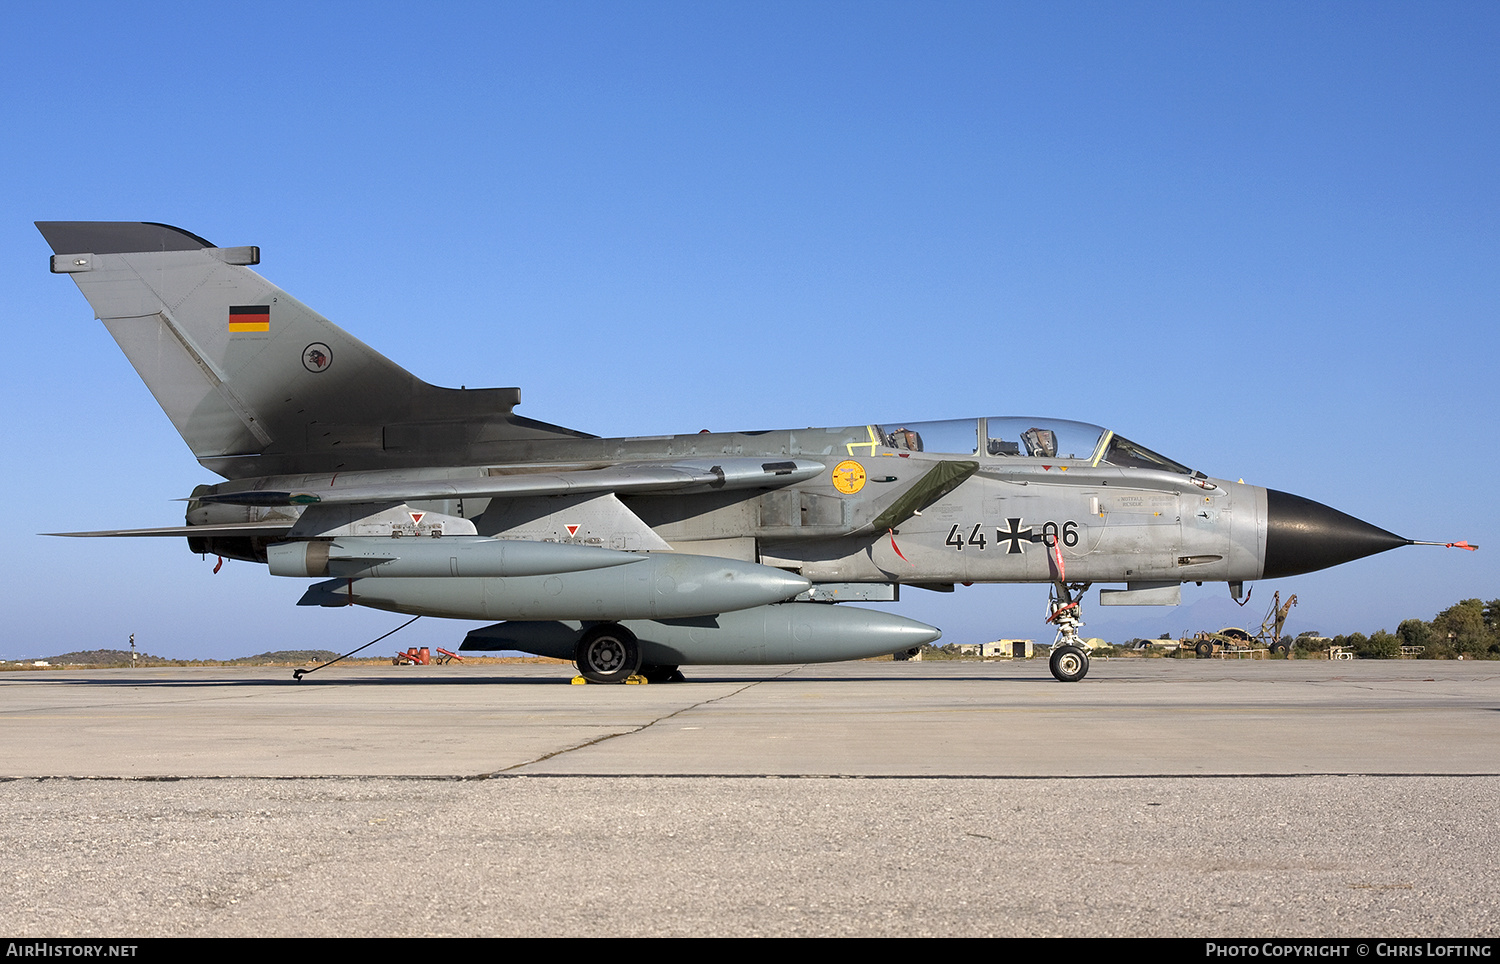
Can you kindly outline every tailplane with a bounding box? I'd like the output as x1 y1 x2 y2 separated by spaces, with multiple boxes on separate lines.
38 222 589 478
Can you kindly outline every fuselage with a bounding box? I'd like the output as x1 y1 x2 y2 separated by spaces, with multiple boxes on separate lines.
189 415 1278 597
38 221 1424 679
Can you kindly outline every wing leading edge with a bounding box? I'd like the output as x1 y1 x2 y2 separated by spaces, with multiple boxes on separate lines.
194 458 825 507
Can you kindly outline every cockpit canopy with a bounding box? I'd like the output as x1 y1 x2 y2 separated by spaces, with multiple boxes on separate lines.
874 417 1194 475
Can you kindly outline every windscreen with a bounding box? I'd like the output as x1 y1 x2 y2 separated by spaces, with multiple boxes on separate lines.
1100 434 1193 474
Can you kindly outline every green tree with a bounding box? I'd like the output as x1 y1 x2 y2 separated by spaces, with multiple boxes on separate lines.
1333 633 1366 657
1432 599 1494 658
1354 630 1401 659
1397 618 1434 650
1295 633 1331 656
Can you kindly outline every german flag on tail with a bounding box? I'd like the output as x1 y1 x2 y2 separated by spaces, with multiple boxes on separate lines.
228 305 270 333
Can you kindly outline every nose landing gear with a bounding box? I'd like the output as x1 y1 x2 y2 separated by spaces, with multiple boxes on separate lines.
1047 581 1092 683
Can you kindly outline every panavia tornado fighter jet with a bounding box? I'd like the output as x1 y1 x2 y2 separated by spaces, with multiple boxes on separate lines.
37 222 1474 683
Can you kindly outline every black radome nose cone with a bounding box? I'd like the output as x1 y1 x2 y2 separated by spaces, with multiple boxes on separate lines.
1263 489 1408 579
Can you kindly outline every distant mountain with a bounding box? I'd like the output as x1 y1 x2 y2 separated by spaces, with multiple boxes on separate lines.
20 649 342 666
228 651 342 664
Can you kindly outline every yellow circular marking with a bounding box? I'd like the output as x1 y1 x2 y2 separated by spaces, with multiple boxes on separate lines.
832 460 867 494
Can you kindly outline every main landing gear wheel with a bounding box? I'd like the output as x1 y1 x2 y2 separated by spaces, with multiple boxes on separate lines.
575 624 642 684
1049 644 1089 683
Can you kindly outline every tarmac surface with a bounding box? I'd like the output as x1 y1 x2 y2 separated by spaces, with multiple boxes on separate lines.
2 657 1496 937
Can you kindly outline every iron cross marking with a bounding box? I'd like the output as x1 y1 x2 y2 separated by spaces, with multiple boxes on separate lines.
1000 518 1036 554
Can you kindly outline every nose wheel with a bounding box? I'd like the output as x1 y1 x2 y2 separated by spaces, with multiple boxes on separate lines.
1049 644 1089 682
1046 581 1092 683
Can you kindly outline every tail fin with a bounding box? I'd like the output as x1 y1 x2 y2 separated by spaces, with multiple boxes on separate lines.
38 222 589 479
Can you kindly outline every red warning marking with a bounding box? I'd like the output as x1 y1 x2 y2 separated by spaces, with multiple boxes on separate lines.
1042 465 1052 471
887 528 912 565
409 512 425 525
565 525 580 536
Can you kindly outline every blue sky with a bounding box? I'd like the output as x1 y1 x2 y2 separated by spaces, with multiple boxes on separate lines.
3 2 1495 659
